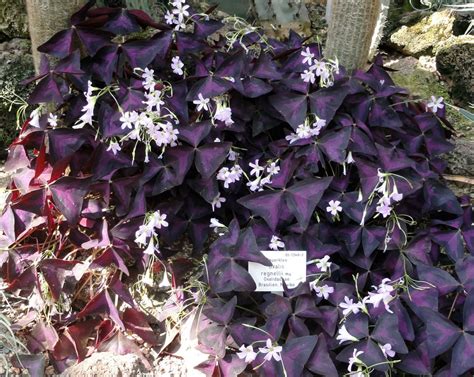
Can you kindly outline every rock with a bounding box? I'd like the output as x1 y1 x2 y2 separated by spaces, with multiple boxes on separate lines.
61 352 148 377
0 0 29 41
389 10 456 56
452 12 472 36
445 139 474 201
0 38 34 160
446 139 474 177
436 41 474 106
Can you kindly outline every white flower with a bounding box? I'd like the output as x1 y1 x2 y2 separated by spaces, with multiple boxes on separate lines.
74 81 98 128
144 238 156 255
193 93 210 112
214 106 234 126
346 151 355 164
172 3 190 22
150 210 168 229
228 150 238 161
144 90 165 113
211 193 226 212
296 123 312 139
301 47 314 65
120 111 139 130
348 349 364 372
380 343 395 358
315 255 332 272
364 279 394 313
311 60 327 77
336 325 358 344
210 218 226 229
310 118 326 136
141 67 154 82
269 235 285 251
339 296 364 316
326 200 342 216
171 0 186 6
266 162 280 176
171 56 184 76
390 185 403 202
247 178 262 192
141 68 155 91
301 69 316 84
135 223 155 246
217 165 243 188
142 273 154 286
376 201 392 218
48 113 58 128
427 96 444 113
158 271 171 288
249 159 265 177
30 108 41 128
107 141 121 155
286 132 300 144
311 283 334 300
165 10 175 25
237 344 257 363
259 338 282 362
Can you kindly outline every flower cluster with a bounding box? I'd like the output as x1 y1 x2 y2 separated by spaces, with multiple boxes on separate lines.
217 164 244 188
246 159 280 192
300 47 339 87
237 339 282 364
74 81 100 129
286 116 326 144
135 210 169 255
164 0 190 30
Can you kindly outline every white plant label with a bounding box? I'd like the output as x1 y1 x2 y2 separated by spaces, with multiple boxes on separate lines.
248 250 307 292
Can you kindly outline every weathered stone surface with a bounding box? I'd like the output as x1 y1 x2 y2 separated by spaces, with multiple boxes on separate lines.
436 41 474 106
445 139 474 201
61 352 148 377
0 0 29 41
388 10 473 57
446 139 474 177
0 38 34 160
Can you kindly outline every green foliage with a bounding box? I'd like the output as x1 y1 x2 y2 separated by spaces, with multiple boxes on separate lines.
0 303 28 375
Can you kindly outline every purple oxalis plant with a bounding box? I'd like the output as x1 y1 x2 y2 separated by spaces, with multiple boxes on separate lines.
0 0 473 376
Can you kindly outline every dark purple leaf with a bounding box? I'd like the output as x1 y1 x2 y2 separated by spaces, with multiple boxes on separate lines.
451 333 474 376
270 92 307 129
306 334 337 377
309 81 350 122
123 308 159 345
417 263 459 295
203 296 237 325
372 312 408 354
50 176 91 225
281 336 318 377
77 289 124 330
195 143 231 179
238 191 284 231
419 308 461 358
285 177 333 229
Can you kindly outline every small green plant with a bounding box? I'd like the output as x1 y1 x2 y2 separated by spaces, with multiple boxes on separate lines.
0 299 28 375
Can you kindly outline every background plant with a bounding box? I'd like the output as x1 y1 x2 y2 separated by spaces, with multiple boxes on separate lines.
0 0 473 376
